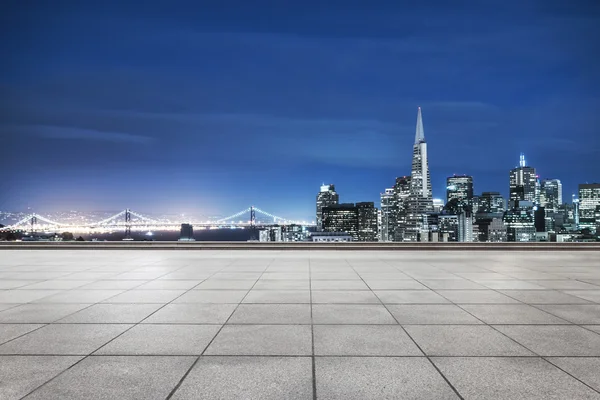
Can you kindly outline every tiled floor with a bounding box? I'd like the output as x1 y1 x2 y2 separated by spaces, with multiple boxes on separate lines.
1 249 600 399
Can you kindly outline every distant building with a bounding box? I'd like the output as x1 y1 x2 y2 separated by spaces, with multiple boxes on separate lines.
310 232 353 242
380 188 396 242
503 209 535 242
509 153 537 204
322 202 378 242
322 203 359 240
393 176 412 241
457 211 474 242
578 184 600 231
541 179 562 212
432 198 444 213
405 108 433 241
475 217 507 242
446 175 474 206
477 192 506 214
356 202 378 242
259 226 282 242
316 184 339 231
438 215 458 242
178 224 195 241
281 225 309 242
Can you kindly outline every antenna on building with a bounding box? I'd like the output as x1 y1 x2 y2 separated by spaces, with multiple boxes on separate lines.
519 153 526 168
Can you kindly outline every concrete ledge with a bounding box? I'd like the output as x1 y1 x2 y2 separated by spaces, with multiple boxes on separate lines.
0 241 599 251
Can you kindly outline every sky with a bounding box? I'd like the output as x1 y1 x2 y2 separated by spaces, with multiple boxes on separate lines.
1 0 599 220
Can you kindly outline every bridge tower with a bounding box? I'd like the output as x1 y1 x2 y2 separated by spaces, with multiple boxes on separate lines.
30 215 37 235
125 209 132 240
249 206 257 241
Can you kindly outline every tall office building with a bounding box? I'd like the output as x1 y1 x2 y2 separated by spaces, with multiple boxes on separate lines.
509 154 537 204
478 192 506 214
316 184 339 231
446 175 474 206
356 202 378 242
541 179 562 212
503 209 536 242
457 211 474 242
578 183 600 230
322 203 359 240
405 107 433 241
393 176 412 241
379 188 396 242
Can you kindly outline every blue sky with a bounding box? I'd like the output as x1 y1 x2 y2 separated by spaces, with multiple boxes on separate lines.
1 0 599 219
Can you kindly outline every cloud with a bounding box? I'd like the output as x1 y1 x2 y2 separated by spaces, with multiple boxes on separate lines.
5 124 154 144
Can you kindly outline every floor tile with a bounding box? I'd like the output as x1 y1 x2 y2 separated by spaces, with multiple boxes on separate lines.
0 324 131 355
0 290 62 304
175 290 249 303
195 280 257 290
499 290 592 304
536 304 600 324
404 325 534 356
0 356 83 400
96 324 220 355
228 304 311 324
375 290 449 304
311 280 369 290
314 325 422 355
242 290 310 303
101 290 185 303
24 356 195 400
134 280 202 290
388 304 482 324
205 325 312 355
0 304 90 323
33 290 125 304
363 280 428 290
170 356 312 400
312 290 380 304
547 357 600 392
495 325 600 356
312 304 397 324
57 304 162 323
562 290 600 303
433 357 600 400
253 280 310 290
143 304 236 324
460 304 571 324
0 324 44 344
315 357 459 399
437 290 520 304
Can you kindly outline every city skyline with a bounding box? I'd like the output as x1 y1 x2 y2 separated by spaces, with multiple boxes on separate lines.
2 1 599 218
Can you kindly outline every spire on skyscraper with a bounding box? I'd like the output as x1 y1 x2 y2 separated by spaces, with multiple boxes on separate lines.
415 107 425 144
520 153 526 167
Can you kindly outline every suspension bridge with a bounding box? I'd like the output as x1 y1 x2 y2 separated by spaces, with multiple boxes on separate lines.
0 206 315 234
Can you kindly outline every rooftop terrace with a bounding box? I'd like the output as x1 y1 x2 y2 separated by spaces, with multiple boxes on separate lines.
1 247 600 399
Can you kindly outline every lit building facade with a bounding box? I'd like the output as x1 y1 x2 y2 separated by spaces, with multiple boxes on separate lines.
541 179 562 212
457 211 474 242
406 107 433 241
578 183 600 219
322 203 358 240
509 154 537 204
393 176 412 241
446 175 474 206
316 184 339 231
503 209 535 242
477 192 506 214
356 202 378 242
379 189 396 242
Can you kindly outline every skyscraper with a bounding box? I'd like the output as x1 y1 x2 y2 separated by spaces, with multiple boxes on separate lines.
356 202 378 242
405 107 433 241
578 183 600 230
446 175 474 205
509 154 537 204
478 192 506 214
316 184 339 231
379 188 396 242
541 179 563 212
393 176 412 241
